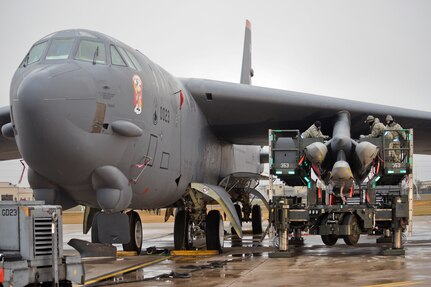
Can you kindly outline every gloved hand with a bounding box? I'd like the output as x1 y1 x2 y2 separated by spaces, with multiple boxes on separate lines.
359 134 365 139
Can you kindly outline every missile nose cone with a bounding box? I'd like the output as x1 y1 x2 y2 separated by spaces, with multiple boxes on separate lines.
355 141 379 167
304 142 328 165
330 160 354 187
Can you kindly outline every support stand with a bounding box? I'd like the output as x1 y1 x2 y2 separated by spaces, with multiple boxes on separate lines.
382 196 406 256
269 198 296 258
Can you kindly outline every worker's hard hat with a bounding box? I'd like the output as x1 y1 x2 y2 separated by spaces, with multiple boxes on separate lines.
386 115 393 122
365 115 374 123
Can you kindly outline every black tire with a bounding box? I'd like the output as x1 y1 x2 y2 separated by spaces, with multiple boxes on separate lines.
174 209 193 250
342 213 361 246
91 212 100 243
206 210 224 252
231 204 243 236
122 211 143 255
252 205 263 235
321 215 338 246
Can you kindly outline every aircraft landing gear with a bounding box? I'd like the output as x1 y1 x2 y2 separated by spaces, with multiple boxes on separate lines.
252 204 263 234
123 211 143 254
174 209 193 250
206 210 224 252
91 217 100 243
231 204 243 236
90 210 142 254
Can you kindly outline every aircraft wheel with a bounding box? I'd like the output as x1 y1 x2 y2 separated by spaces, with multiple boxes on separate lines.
174 209 193 250
91 212 100 243
321 215 338 246
342 213 361 246
252 204 263 234
122 211 143 254
231 204 243 236
206 210 224 252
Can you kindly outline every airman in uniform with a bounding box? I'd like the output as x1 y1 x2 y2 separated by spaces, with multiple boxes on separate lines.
360 115 385 138
385 115 406 163
301 121 330 139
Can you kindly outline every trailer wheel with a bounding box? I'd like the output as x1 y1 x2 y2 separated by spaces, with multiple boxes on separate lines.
321 215 338 246
321 234 338 246
122 211 143 254
342 213 361 246
174 209 193 250
252 205 263 234
206 210 224 252
231 204 243 236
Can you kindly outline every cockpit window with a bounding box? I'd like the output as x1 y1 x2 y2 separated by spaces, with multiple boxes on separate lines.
22 41 48 66
46 39 74 60
75 40 106 64
116 46 136 69
126 50 142 71
110 45 126 66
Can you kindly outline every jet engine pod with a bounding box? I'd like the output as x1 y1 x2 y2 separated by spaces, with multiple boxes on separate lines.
91 165 132 213
304 142 328 166
330 160 354 187
355 141 379 169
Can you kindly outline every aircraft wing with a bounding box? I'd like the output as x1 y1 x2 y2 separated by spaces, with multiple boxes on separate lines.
0 106 21 160
182 78 431 154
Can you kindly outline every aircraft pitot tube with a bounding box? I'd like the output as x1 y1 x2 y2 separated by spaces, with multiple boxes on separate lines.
304 111 380 188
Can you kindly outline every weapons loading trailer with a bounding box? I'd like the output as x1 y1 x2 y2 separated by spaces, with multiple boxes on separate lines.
268 128 413 257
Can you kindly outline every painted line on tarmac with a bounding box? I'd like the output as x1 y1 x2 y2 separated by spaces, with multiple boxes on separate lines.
84 255 172 285
364 280 424 287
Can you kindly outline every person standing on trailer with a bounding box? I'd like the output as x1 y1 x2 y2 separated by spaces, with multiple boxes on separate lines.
385 115 406 163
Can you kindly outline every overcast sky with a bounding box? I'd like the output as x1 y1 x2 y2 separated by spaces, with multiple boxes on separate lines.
0 0 430 185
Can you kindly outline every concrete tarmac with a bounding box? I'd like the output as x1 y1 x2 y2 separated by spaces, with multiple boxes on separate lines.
64 216 431 287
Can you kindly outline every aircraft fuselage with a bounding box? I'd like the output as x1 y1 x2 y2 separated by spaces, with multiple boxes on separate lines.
10 30 261 210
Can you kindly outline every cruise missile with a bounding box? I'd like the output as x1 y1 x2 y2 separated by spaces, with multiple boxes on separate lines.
304 111 379 188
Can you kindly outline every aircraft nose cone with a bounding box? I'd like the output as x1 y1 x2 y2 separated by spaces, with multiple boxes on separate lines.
11 65 98 183
13 72 52 154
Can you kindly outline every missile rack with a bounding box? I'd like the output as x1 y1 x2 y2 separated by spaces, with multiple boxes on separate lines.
268 129 413 257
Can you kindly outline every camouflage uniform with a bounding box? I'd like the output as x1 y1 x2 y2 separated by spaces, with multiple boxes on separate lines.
385 116 406 163
364 118 385 138
301 124 328 138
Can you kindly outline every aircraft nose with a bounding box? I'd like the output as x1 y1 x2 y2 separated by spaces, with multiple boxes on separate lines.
11 65 99 182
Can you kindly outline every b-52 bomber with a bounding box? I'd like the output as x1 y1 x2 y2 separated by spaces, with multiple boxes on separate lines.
0 20 430 254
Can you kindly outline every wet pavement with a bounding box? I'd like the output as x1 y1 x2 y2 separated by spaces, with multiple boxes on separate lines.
64 216 431 287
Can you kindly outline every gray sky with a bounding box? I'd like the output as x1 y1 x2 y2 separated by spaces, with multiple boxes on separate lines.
0 0 430 185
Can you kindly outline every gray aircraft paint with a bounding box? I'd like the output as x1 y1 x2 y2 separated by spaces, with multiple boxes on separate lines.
7 30 261 210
